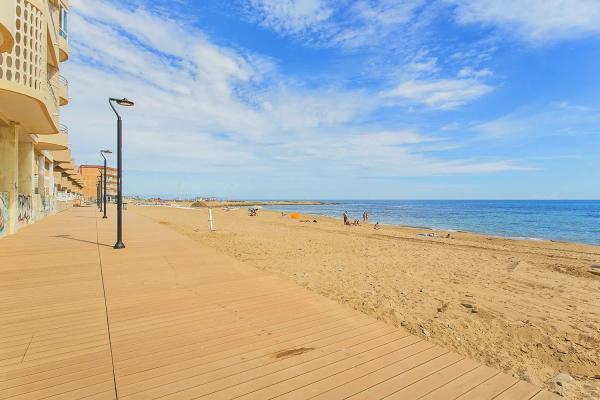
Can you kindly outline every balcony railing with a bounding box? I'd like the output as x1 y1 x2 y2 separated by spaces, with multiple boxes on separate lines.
46 78 58 105
59 75 69 87
59 123 69 135
59 29 68 40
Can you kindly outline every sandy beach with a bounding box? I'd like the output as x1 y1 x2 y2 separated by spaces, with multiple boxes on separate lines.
132 205 600 399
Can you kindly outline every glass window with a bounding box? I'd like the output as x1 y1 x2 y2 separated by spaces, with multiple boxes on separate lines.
59 7 68 39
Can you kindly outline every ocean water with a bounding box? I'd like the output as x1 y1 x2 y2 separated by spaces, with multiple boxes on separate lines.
262 200 600 245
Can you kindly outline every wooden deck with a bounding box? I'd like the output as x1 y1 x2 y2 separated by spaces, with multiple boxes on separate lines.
0 206 559 399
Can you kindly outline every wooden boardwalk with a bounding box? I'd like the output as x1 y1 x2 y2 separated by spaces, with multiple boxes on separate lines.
0 206 559 399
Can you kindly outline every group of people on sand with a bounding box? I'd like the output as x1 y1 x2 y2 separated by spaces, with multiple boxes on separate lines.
343 210 379 229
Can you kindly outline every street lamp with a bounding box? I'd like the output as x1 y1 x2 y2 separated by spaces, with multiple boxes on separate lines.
100 150 112 219
98 173 103 212
108 97 134 249
96 175 102 210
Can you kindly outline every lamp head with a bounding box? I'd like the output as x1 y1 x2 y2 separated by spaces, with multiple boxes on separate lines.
110 97 134 107
101 150 112 154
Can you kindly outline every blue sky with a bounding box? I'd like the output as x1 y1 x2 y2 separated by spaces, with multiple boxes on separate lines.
63 0 600 199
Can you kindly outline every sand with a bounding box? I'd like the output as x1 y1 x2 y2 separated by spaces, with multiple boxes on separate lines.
131 205 600 399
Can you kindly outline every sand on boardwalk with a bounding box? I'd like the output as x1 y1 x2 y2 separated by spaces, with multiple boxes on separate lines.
132 205 600 399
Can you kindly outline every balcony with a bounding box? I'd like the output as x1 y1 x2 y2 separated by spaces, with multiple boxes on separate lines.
46 3 60 68
37 132 68 151
52 149 71 164
59 122 68 135
58 29 68 62
0 1 59 134
58 75 68 105
0 0 16 53
60 162 76 172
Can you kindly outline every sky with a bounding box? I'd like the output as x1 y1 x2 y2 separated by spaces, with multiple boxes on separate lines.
62 0 600 199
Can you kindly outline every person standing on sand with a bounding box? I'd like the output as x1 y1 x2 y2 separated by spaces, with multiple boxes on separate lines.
343 211 349 225
363 211 369 223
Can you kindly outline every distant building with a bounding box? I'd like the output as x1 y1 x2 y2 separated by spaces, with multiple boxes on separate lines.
80 165 117 202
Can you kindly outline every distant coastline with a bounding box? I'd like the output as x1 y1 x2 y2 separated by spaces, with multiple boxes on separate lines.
134 199 336 208
193 200 337 207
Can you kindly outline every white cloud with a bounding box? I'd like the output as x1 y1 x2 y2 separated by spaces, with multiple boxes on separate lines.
248 0 333 33
247 0 425 48
458 67 492 78
473 103 600 139
382 78 493 110
449 0 600 44
246 1 499 112
350 130 438 146
274 130 527 176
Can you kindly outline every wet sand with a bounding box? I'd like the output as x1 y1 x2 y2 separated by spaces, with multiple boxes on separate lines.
131 205 600 399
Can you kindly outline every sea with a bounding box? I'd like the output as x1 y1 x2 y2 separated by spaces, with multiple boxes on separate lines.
261 200 600 246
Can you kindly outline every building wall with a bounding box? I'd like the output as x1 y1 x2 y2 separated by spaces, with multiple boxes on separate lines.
0 0 77 238
80 165 117 201
0 122 19 235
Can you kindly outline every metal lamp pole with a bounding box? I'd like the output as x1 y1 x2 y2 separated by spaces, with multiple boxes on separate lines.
100 150 112 219
98 173 103 212
96 178 101 210
109 97 134 249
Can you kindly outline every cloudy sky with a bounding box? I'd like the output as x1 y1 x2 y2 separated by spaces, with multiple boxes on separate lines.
63 0 600 199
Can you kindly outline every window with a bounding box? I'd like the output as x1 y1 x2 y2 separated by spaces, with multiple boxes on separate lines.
59 6 68 39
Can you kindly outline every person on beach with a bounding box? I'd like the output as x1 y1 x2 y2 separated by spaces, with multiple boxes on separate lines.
363 211 369 223
374 222 380 230
343 211 350 225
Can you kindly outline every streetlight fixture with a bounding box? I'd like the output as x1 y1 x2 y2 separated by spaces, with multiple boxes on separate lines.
100 150 112 219
108 97 134 249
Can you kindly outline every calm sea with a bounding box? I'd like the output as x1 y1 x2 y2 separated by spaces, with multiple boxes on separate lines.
262 200 600 245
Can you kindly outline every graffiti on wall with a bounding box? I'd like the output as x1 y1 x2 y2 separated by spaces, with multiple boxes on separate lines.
18 194 32 225
0 192 8 237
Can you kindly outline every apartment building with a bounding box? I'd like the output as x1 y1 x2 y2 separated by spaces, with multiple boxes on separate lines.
0 0 82 238
80 165 118 202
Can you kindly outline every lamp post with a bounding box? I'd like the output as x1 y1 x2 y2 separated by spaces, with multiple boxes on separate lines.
100 150 112 219
108 97 134 249
96 177 101 210
98 173 103 212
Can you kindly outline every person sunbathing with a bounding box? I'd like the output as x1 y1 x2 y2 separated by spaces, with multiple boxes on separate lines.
417 232 452 238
